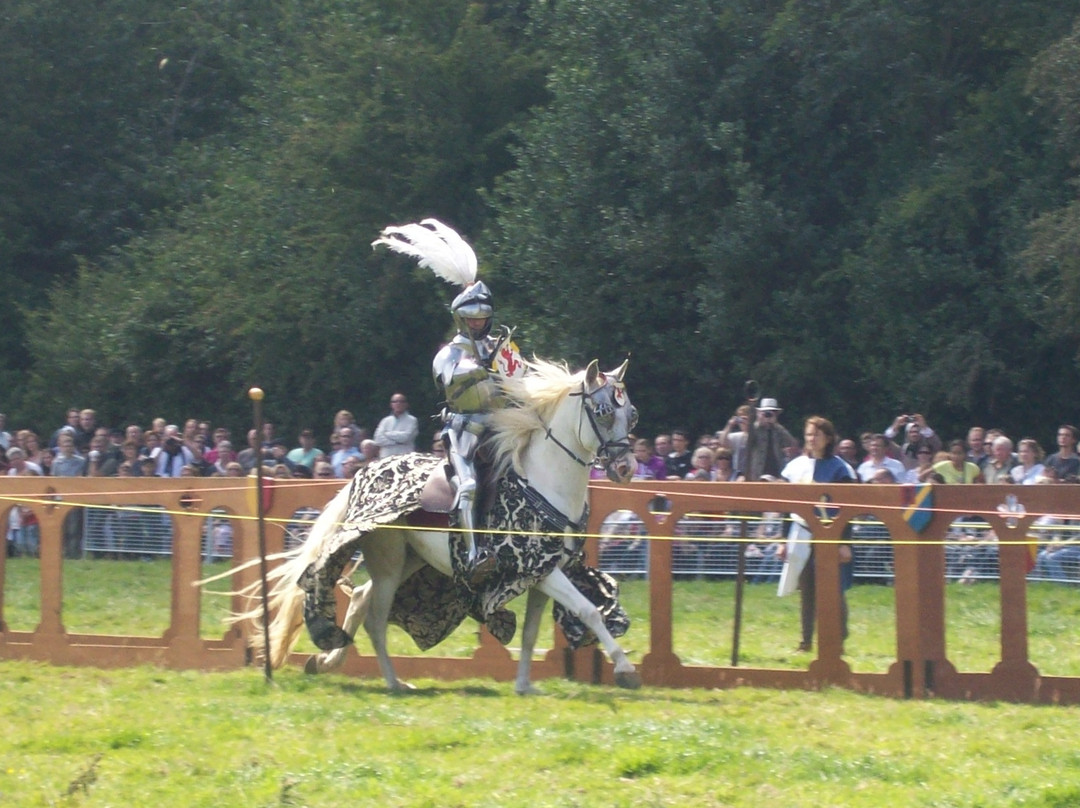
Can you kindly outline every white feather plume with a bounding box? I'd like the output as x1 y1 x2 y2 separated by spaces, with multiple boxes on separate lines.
372 218 477 288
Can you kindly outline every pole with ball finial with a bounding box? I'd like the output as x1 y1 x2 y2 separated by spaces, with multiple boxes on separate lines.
249 387 273 683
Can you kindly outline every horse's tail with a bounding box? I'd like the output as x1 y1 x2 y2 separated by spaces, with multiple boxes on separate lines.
223 480 354 669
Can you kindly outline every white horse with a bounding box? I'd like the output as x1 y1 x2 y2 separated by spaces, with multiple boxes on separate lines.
224 358 640 694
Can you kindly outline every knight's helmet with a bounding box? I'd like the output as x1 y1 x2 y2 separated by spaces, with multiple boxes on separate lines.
451 281 494 340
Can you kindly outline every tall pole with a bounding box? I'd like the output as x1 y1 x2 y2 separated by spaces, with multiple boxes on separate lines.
249 387 273 683
731 380 759 667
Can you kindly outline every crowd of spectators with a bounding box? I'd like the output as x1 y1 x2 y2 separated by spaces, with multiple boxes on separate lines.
594 398 1080 587
0 393 431 484
4 396 1079 577
4 395 1074 488
613 403 1079 487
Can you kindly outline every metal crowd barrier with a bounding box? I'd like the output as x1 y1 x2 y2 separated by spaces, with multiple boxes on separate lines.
596 511 1080 584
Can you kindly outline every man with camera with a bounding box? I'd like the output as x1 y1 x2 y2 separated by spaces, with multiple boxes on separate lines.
885 413 941 470
155 426 194 477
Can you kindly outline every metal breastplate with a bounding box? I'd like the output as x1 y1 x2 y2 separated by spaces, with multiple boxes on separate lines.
445 358 501 414
434 337 502 415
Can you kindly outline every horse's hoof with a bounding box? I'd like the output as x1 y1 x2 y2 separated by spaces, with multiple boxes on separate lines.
304 655 321 675
615 670 642 690
515 684 543 696
307 616 353 651
388 680 416 693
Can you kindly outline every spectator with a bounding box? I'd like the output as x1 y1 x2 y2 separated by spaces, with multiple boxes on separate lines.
932 440 985 484
286 428 325 470
313 460 335 479
96 429 126 475
51 432 87 477
896 420 942 470
156 432 194 478
685 446 715 480
1010 438 1045 485
267 440 296 473
260 421 276 450
75 408 98 453
718 404 752 474
885 414 941 467
49 408 81 450
187 440 214 477
664 429 694 479
1044 425 1080 483
223 461 244 477
374 393 419 457
341 454 364 479
142 430 161 458
778 415 856 653
5 446 42 476
330 426 363 477
741 398 797 481
206 517 233 563
138 456 159 477
983 435 1017 484
712 447 737 482
653 433 671 459
856 434 906 483
359 439 380 468
208 440 237 474
835 438 859 469
236 429 262 473
967 426 989 470
124 423 144 449
85 433 108 477
331 410 360 447
631 438 666 480
904 444 944 484
208 426 231 452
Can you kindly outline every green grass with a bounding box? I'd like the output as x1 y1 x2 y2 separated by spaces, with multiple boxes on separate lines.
4 559 1080 676
1 662 1080 807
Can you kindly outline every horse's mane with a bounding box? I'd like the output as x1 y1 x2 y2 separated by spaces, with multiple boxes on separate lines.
488 358 583 478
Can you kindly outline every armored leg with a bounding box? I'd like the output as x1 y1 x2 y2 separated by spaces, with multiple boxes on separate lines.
446 425 482 564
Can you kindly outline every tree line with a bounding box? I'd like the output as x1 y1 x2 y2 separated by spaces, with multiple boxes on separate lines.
2 0 1079 444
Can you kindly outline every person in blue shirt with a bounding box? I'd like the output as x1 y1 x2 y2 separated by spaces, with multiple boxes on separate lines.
779 416 856 653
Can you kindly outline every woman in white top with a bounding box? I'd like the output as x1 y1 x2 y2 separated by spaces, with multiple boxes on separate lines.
1010 438 1045 485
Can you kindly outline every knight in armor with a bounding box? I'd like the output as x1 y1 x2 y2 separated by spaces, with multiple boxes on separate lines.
433 280 525 571
373 219 525 577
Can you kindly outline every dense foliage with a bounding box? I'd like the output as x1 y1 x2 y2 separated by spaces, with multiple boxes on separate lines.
2 0 1079 443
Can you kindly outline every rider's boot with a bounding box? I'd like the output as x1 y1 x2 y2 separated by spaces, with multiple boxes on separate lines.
456 482 495 585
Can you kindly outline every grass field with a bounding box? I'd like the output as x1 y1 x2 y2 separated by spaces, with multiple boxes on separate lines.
1 662 1080 807
3 560 1080 806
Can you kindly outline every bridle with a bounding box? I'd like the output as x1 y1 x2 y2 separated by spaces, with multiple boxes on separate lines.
540 376 637 472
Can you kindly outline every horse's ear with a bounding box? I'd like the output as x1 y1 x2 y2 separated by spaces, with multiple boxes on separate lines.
585 359 602 390
609 357 630 383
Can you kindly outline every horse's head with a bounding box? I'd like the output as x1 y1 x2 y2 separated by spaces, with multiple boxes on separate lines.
582 358 638 484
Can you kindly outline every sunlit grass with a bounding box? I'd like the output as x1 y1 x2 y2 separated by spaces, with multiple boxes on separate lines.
1 662 1079 807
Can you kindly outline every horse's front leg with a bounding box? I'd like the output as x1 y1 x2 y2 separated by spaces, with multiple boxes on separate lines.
515 587 550 695
305 580 371 674
537 568 641 690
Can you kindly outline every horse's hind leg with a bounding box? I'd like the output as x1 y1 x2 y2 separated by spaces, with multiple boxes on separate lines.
537 568 641 690
360 531 414 691
306 580 372 674
515 587 549 696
